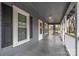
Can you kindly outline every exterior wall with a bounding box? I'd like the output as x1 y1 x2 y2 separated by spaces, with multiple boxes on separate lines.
0 2 47 55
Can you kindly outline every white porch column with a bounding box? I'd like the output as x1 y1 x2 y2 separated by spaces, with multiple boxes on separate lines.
64 16 67 33
60 18 65 45
77 2 79 56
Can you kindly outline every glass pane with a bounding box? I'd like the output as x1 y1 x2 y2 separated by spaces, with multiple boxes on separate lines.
18 13 27 41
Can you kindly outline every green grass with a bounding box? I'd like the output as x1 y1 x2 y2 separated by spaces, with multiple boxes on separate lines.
69 32 75 36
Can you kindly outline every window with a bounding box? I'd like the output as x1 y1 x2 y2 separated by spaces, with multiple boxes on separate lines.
40 22 43 34
13 5 30 47
38 20 43 40
18 13 27 41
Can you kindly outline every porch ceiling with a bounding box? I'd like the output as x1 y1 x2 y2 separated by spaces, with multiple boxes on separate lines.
31 2 70 23
13 2 70 23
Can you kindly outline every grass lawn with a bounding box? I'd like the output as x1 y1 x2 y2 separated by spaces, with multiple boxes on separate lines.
69 32 75 37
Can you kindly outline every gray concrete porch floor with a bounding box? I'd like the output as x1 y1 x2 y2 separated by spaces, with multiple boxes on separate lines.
13 34 68 56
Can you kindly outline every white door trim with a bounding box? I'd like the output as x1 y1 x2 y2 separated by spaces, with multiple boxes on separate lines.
13 5 30 47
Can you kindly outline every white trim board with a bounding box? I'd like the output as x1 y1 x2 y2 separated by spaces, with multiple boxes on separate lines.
13 5 30 47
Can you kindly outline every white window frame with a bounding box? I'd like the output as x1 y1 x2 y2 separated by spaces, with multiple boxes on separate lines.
13 5 30 47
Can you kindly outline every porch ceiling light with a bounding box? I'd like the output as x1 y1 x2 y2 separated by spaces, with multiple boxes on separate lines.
48 16 52 20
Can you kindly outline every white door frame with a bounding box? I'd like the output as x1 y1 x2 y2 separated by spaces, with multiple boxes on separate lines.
38 20 43 40
13 5 30 47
